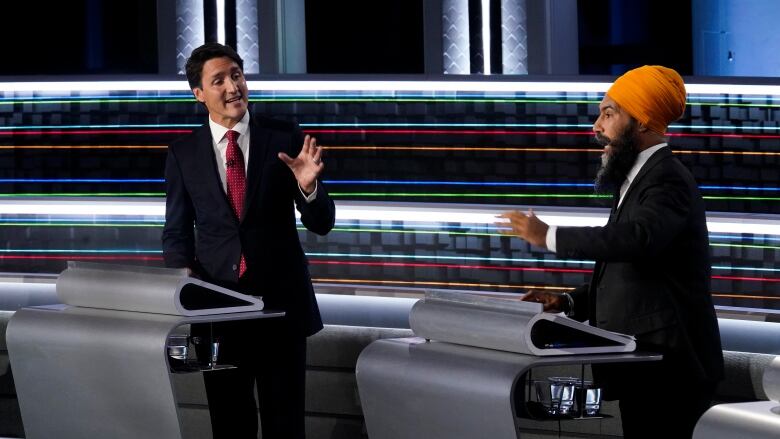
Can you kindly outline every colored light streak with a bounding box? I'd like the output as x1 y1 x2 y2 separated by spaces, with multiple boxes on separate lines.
713 275 780 283
309 259 738 274
0 129 190 136
2 79 780 96
305 129 780 139
0 179 164 184
310 277 573 291
0 249 161 254
329 192 611 199
0 193 165 197
0 124 199 130
321 145 780 156
0 255 162 261
0 145 167 150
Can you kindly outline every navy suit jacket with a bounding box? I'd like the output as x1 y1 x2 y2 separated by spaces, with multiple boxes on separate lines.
557 147 723 383
162 115 335 336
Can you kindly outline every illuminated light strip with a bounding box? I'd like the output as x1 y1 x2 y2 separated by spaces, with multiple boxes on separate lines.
710 234 780 242
305 129 780 140
0 199 166 216
216 0 226 44
711 243 780 250
712 266 780 273
5 95 780 109
2 80 780 95
309 259 780 277
324 180 780 192
328 192 780 202
712 293 780 301
0 124 199 130
310 277 573 290
713 275 780 283
0 255 162 261
0 249 161 254
329 192 610 199
0 200 778 236
4 127 780 140
0 145 167 150
0 222 161 228
0 91 774 101
0 130 190 136
0 193 165 197
309 260 592 274
0 179 164 184
306 252 595 265
323 146 602 152
359 264 772 283
322 145 780 156
318 226 505 237
301 122 780 132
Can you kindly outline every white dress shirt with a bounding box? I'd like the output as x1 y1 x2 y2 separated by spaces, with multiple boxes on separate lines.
545 143 667 253
207 111 317 202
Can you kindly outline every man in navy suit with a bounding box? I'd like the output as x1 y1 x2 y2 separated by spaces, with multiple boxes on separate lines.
499 66 723 438
162 43 335 438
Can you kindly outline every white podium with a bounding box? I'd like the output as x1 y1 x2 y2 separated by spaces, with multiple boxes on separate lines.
7 262 283 439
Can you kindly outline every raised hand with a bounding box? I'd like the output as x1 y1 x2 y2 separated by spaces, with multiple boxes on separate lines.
496 209 549 248
278 134 323 194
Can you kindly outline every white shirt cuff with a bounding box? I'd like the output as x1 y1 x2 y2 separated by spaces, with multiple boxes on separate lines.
546 225 557 253
299 181 318 203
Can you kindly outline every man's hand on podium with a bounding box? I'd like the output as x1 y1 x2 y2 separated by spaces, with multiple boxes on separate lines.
521 290 566 313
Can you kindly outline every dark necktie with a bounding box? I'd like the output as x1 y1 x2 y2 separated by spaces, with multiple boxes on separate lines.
225 130 247 277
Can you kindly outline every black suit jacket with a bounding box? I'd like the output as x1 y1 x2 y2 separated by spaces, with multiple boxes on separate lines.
162 115 335 336
556 147 723 382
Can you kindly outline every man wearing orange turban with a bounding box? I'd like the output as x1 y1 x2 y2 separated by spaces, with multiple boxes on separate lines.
499 65 723 438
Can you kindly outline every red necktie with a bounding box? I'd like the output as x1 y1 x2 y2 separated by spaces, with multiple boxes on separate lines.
225 130 247 277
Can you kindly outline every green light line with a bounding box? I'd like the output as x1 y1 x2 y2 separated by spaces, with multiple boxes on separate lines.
329 192 611 199
0 193 165 197
711 243 780 250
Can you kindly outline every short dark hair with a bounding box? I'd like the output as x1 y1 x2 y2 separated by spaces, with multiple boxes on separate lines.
185 43 244 90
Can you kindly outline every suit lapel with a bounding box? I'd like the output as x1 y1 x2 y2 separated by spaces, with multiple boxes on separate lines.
242 118 271 221
194 126 233 215
612 146 672 222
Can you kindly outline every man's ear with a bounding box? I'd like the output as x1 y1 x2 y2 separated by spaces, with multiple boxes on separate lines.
192 87 205 103
637 122 649 133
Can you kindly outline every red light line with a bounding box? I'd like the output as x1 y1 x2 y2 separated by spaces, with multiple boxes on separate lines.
0 130 191 136
0 255 163 261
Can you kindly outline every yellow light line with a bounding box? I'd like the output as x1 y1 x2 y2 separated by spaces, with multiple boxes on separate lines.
0 145 167 150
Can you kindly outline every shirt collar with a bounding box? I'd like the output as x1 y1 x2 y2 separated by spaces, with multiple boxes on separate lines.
625 142 667 187
207 110 250 144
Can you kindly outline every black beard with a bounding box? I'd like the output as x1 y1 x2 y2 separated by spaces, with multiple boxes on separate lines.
594 121 640 195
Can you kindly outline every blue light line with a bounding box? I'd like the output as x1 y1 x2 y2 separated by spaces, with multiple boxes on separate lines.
0 179 164 184
0 249 162 253
0 124 199 130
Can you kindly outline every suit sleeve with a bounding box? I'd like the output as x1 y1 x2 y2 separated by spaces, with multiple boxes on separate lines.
289 126 336 236
568 283 590 321
161 145 197 268
556 169 692 262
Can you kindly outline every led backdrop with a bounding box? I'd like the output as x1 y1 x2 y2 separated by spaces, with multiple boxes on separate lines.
0 79 778 312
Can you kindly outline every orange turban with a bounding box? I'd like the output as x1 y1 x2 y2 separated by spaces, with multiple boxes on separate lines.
606 65 686 135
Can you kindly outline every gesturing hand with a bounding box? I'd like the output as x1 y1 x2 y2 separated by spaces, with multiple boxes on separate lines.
496 209 550 249
278 134 323 194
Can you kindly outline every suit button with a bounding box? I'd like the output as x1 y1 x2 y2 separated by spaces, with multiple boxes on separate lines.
232 264 238 271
